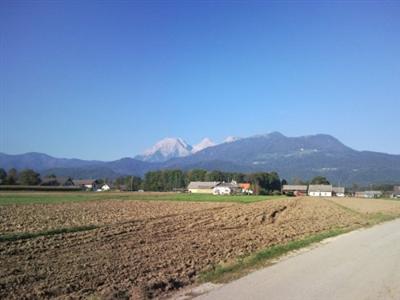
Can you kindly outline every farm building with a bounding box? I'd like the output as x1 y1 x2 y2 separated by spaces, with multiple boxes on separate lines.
213 182 240 195
40 177 74 186
96 183 111 192
393 186 400 198
282 185 308 196
73 179 100 191
333 187 345 197
355 191 383 198
239 183 253 194
188 181 220 194
213 185 231 195
308 185 332 197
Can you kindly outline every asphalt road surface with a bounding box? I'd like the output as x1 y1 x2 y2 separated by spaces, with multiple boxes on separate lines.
196 218 400 300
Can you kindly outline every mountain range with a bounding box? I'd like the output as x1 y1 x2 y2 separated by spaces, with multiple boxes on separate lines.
134 137 216 162
1 132 400 185
134 136 238 162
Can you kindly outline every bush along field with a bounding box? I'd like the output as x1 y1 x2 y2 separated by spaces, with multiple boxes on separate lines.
1 193 400 299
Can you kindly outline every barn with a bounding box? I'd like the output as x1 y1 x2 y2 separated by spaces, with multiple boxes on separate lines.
187 181 220 194
333 187 345 197
282 185 308 196
308 185 333 197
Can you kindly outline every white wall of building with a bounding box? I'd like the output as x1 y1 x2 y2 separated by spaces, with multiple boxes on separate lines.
309 191 332 197
213 187 231 195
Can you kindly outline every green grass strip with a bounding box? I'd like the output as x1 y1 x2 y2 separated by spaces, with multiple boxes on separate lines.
0 225 98 242
199 228 349 283
0 192 285 205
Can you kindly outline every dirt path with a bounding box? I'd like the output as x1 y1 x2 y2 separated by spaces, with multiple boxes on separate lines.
195 218 400 300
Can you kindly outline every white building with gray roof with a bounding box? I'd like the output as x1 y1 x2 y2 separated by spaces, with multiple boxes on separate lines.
308 185 333 197
188 181 220 194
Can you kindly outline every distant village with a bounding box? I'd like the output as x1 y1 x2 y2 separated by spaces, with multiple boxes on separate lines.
0 167 399 199
188 181 400 198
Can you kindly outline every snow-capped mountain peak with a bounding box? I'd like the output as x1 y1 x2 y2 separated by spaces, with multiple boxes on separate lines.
224 136 240 143
192 138 215 153
136 137 193 162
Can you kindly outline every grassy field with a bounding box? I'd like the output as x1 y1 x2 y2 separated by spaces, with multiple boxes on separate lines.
0 191 284 205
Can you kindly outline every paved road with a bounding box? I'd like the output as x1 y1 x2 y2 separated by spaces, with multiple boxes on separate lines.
196 219 400 300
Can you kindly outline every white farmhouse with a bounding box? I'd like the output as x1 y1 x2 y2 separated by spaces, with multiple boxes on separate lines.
333 187 345 197
101 184 111 191
212 182 240 195
213 186 232 195
73 179 99 191
308 185 333 197
188 181 220 194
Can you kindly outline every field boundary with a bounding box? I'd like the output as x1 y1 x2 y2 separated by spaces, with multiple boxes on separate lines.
0 225 99 242
325 198 399 226
198 227 354 284
0 185 83 192
198 208 400 285
0 192 284 205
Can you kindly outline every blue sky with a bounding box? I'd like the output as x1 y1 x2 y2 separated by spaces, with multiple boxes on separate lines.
1 1 399 160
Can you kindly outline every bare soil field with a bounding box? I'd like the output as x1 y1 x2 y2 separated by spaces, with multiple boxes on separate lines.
0 196 398 299
328 197 400 216
0 200 230 234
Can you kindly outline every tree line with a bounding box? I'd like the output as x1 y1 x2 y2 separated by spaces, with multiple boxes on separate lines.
140 169 283 195
0 167 284 195
0 168 41 185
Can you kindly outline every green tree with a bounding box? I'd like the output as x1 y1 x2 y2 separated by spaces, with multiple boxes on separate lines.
205 170 226 182
292 177 309 185
310 176 330 185
231 172 246 183
247 172 281 195
248 172 268 195
7 168 18 185
144 171 164 191
163 170 186 190
187 169 207 182
267 171 282 191
0 168 6 184
114 176 143 191
19 169 41 185
127 176 143 191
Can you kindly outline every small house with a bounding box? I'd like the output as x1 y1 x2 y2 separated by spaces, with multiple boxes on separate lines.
355 191 382 198
73 179 99 191
239 183 253 194
282 185 308 196
213 186 231 195
308 185 332 197
213 182 240 195
392 186 400 198
333 187 345 197
188 181 220 194
98 183 111 191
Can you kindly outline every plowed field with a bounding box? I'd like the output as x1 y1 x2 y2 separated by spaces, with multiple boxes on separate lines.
0 196 397 299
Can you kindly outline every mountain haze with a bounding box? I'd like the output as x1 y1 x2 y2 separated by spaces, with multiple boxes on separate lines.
1 132 399 185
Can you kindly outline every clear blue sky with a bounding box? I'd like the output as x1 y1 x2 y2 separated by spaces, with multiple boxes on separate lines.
1 1 399 160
